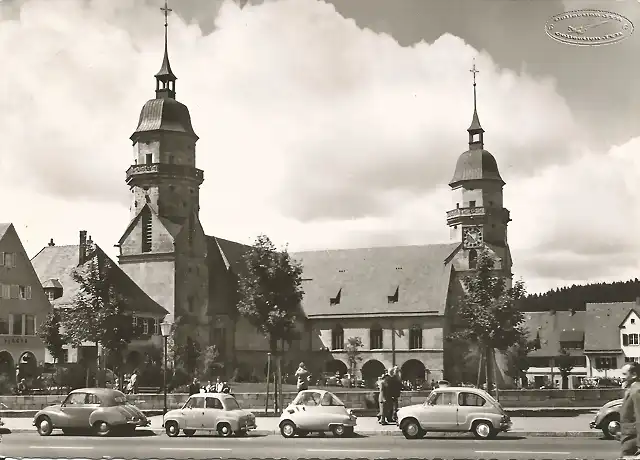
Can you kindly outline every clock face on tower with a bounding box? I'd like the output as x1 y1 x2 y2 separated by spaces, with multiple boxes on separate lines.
462 226 483 249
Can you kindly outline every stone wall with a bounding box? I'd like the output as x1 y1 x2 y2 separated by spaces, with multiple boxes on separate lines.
0 388 623 412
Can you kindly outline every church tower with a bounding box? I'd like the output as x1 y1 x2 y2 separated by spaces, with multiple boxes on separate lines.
446 60 512 277
117 1 209 344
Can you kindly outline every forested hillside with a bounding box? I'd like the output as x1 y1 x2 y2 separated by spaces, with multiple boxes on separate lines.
522 278 640 312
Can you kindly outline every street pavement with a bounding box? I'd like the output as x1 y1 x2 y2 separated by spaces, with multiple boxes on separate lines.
0 432 622 459
0 414 600 436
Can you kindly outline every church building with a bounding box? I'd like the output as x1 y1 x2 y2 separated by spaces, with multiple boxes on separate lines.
115 8 513 385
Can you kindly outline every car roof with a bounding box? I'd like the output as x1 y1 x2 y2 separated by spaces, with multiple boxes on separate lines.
433 386 487 395
70 388 123 396
297 389 330 395
188 393 235 399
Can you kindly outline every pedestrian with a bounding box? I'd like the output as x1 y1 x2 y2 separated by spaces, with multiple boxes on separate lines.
206 380 214 392
379 372 391 425
188 378 200 396
214 376 224 393
295 362 310 392
620 362 640 457
130 370 139 394
388 367 401 423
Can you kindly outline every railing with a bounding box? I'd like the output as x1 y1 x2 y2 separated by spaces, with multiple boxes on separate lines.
446 207 485 219
126 163 204 183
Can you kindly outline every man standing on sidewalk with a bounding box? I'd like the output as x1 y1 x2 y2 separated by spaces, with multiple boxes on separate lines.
619 361 640 458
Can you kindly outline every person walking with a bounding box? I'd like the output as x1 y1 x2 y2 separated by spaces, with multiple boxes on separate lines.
620 362 640 457
388 367 402 423
378 373 391 425
295 362 310 392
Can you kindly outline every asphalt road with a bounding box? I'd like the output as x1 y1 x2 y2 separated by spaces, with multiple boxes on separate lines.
0 431 623 459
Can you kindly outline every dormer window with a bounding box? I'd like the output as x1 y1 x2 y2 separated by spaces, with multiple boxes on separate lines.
145 154 153 164
330 288 342 306
388 286 399 303
469 201 476 208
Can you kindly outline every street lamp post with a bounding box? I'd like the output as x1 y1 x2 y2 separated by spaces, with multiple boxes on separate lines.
160 321 173 415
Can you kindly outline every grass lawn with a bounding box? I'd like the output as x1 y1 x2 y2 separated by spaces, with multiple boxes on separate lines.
226 382 373 393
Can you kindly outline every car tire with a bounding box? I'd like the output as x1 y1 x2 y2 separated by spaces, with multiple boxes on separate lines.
93 421 111 437
165 421 180 437
217 423 232 437
36 416 53 437
183 429 196 437
401 419 423 440
280 420 296 438
472 420 494 440
602 416 620 439
331 424 347 437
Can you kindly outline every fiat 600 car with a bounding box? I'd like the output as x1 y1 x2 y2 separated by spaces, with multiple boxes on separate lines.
396 386 511 439
33 388 149 436
278 390 357 438
590 398 622 439
163 392 256 437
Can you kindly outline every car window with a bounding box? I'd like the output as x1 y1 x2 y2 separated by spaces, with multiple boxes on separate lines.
65 393 87 405
206 397 223 409
297 392 321 406
223 398 240 410
431 392 455 406
458 392 486 407
86 394 102 405
185 397 205 409
321 393 344 406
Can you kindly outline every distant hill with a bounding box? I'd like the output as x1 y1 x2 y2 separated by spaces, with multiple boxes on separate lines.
522 278 640 312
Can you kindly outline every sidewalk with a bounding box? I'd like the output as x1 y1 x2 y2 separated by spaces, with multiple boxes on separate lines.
1 414 601 437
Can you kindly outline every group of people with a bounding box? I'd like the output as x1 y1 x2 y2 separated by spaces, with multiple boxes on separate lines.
188 377 231 396
377 366 402 425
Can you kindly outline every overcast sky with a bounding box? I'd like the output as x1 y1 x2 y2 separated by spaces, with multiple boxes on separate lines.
0 0 638 294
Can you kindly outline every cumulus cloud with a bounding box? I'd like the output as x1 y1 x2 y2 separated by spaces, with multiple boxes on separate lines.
0 0 632 294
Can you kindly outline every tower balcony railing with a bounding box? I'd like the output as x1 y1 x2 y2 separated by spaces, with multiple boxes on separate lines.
446 206 511 223
126 163 204 184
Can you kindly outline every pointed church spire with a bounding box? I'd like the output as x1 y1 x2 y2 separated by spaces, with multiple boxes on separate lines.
467 58 484 150
155 0 177 100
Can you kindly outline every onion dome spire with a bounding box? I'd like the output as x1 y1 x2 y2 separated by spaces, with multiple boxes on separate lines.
467 58 484 150
155 0 177 100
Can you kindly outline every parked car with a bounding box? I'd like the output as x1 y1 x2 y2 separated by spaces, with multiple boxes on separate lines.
33 388 149 436
317 373 342 386
279 389 357 438
396 386 511 440
163 392 256 437
590 398 622 439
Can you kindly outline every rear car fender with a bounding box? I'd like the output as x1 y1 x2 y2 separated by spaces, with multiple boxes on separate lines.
469 417 494 430
89 409 125 427
216 418 239 430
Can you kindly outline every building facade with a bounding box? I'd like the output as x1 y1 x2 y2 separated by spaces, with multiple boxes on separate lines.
0 224 52 381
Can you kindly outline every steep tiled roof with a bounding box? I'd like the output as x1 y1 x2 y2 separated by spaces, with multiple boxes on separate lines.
31 244 167 316
585 302 638 352
0 224 11 240
523 311 585 357
291 243 459 317
42 279 63 289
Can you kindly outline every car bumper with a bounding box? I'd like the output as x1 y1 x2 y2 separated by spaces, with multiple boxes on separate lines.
126 419 150 427
500 421 512 432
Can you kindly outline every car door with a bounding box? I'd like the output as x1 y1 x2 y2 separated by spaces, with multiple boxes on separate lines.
203 397 224 430
457 392 487 430
59 392 93 428
319 392 346 427
297 391 323 430
420 391 458 431
182 396 205 429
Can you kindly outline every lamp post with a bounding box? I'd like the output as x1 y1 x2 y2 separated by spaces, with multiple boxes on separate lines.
160 321 173 415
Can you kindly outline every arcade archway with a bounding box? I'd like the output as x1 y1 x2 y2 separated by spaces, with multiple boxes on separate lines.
0 351 14 381
401 359 427 385
361 359 386 384
324 359 348 376
19 352 37 379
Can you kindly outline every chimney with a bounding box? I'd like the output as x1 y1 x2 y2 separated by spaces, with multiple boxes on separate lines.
48 238 55 247
79 230 87 265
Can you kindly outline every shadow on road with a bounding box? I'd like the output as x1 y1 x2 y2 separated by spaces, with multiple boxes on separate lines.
0 428 11 435
49 429 157 438
183 433 270 439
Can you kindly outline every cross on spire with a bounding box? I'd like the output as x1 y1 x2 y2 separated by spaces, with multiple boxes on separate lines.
470 58 479 87
161 0 172 28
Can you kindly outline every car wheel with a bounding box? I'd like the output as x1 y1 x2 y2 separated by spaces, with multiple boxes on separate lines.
217 423 232 437
472 421 494 439
36 416 53 436
93 421 111 437
401 419 423 440
602 416 620 439
331 424 347 437
280 421 296 438
183 429 196 437
165 421 180 437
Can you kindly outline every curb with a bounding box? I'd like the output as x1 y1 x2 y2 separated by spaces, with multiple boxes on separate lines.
0 428 603 438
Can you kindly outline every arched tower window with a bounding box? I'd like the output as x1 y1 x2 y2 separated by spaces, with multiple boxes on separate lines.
409 325 423 350
469 249 477 269
141 208 152 253
331 325 344 350
370 324 383 350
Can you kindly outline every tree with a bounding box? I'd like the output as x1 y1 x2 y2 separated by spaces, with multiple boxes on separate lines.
504 336 536 388
555 348 575 389
38 309 67 365
61 252 140 386
448 248 526 391
199 345 223 380
237 234 304 410
345 337 363 377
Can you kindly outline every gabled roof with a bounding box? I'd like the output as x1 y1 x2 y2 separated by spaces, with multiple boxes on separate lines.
619 309 640 328
0 224 11 240
523 311 585 357
42 279 63 289
585 302 639 352
291 243 459 317
31 244 167 316
117 204 183 246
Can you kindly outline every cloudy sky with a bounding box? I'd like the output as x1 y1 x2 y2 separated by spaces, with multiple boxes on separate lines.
0 0 638 294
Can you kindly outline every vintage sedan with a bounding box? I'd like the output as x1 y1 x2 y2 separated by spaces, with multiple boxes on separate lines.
396 386 511 439
163 393 256 437
278 390 357 438
33 388 149 436
590 398 622 439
